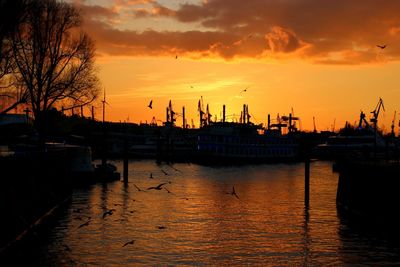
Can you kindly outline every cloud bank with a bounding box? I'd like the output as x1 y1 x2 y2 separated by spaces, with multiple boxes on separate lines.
76 0 400 64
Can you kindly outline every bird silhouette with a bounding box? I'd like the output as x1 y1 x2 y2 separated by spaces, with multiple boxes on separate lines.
175 55 178 59
77 220 91 229
164 187 172 194
148 100 153 109
102 209 116 219
240 87 248 95
227 186 239 199
122 240 135 247
157 226 166 229
377 44 386 49
134 184 144 192
147 182 168 190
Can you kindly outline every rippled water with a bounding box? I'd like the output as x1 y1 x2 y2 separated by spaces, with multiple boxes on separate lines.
6 160 400 265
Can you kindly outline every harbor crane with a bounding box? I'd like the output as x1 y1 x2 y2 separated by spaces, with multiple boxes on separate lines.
358 111 370 129
370 98 385 131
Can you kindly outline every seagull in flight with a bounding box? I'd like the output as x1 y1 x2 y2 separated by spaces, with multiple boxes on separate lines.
240 87 248 95
227 186 239 199
77 219 91 229
148 100 153 109
134 184 144 192
122 240 135 247
376 44 386 49
164 187 172 194
102 209 116 219
147 182 168 190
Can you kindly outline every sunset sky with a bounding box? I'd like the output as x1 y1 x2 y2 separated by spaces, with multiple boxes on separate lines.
73 0 400 132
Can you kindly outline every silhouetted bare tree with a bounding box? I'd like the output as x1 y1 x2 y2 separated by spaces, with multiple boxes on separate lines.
11 0 99 136
0 0 28 113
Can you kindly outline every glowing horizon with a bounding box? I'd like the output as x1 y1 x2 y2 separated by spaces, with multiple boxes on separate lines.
72 0 400 133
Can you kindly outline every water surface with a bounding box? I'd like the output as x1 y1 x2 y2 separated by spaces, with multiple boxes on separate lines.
6 160 400 265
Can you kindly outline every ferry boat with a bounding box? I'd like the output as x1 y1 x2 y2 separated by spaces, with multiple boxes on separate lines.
196 122 299 163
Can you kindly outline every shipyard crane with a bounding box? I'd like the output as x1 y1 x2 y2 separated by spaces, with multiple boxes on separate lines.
370 98 385 131
358 110 370 130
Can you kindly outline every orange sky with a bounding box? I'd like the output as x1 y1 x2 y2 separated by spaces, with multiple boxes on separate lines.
73 0 400 132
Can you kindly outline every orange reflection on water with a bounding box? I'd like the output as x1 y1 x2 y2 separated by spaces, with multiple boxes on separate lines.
37 161 343 265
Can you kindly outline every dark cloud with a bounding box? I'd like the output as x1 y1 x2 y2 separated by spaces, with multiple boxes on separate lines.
77 0 400 64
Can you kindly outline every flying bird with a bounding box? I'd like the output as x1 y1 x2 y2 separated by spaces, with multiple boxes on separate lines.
227 186 239 199
240 87 248 95
148 100 153 109
77 220 91 229
102 209 115 219
164 187 172 194
122 240 135 247
134 184 144 192
157 226 166 230
377 44 386 49
147 182 168 190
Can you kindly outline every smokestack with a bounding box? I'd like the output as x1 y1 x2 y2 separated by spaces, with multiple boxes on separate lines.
268 114 271 130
